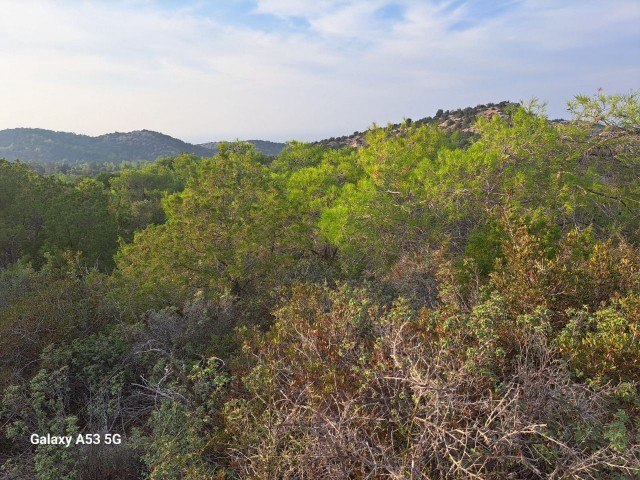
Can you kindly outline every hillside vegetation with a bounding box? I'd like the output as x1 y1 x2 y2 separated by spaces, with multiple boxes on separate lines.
0 129 286 170
0 102 519 171
0 92 639 479
314 100 517 149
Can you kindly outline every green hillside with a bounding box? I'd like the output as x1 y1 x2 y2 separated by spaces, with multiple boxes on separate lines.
0 128 286 165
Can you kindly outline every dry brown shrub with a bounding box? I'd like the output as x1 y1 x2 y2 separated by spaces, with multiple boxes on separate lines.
226 286 639 479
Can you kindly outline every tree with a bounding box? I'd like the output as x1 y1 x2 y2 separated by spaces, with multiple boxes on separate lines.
43 179 118 270
115 144 291 315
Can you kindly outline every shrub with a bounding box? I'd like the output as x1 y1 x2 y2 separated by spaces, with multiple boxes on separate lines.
225 285 639 478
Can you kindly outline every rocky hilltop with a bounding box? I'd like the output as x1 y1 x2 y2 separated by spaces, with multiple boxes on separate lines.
314 101 517 149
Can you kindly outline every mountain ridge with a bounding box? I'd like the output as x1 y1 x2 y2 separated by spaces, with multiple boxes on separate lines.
0 101 520 164
0 128 216 164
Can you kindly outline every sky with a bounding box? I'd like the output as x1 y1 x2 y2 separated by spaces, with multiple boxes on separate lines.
0 0 638 143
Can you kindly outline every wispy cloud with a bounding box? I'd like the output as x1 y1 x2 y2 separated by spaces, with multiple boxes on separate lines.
0 0 638 142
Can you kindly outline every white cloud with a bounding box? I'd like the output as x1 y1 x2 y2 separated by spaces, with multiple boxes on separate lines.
253 0 347 18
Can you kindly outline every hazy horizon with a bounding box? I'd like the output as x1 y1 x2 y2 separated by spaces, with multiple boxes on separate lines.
1 0 638 144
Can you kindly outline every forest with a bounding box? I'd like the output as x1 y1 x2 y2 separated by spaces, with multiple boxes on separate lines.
0 92 639 479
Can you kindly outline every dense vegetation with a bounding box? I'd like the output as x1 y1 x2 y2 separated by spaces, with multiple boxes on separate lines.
0 92 639 479
0 128 287 173
0 129 213 166
314 100 516 149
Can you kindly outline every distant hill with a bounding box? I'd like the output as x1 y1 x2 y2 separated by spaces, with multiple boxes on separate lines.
0 128 286 164
0 128 211 164
0 102 522 165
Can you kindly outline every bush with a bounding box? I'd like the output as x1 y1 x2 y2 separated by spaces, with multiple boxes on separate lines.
557 294 640 383
225 285 639 478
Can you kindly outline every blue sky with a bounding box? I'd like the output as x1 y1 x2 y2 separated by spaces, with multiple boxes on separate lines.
0 0 638 143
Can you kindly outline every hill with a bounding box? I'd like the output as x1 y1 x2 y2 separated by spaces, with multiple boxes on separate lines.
314 101 518 149
0 128 212 164
0 128 286 164
0 102 521 165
